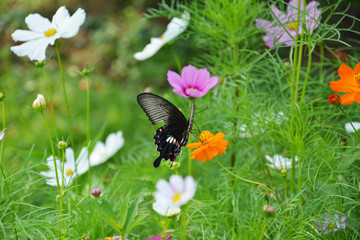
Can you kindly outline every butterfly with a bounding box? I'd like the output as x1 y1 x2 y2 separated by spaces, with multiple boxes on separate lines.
137 93 195 168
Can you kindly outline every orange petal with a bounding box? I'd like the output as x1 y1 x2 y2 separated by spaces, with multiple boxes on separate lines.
341 92 356 105
355 93 360 104
206 146 217 159
187 142 202 149
191 145 208 156
195 150 208 162
338 64 355 85
354 62 360 73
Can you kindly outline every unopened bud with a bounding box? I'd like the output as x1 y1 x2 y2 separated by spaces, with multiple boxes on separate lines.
34 61 46 68
170 161 180 169
91 188 101 197
284 61 291 69
57 141 67 149
32 94 47 112
262 204 275 216
281 169 287 177
328 94 341 106
0 92 4 101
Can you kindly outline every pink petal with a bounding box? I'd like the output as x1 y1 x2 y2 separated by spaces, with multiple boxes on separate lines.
185 88 204 98
286 0 304 19
255 19 273 30
181 65 197 87
167 70 186 90
200 76 218 93
194 68 210 89
270 5 286 23
173 88 188 98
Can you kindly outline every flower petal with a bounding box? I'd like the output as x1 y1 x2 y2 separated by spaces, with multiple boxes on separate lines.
11 30 43 42
185 88 204 98
52 6 70 27
168 70 186 90
25 13 52 32
181 65 197 86
169 175 185 193
76 147 90 175
59 8 86 38
354 62 360 73
255 19 273 30
134 38 164 61
345 122 360 133
186 142 202 149
89 142 108 166
341 92 356 105
338 64 355 84
105 131 124 156
10 37 50 61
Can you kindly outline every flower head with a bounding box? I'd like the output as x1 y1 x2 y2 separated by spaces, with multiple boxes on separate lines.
146 232 173 240
255 0 321 48
168 65 218 98
154 175 196 208
89 131 124 166
345 122 360 133
328 94 341 106
152 202 180 217
40 147 89 186
263 205 276 216
32 94 47 111
316 213 347 235
91 188 101 197
187 131 228 162
11 6 86 61
265 154 298 170
134 11 190 61
329 62 360 105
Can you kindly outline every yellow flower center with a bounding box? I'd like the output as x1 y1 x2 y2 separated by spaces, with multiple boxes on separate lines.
288 22 298 31
44 29 57 37
198 130 212 144
354 73 360 84
172 193 182 202
65 169 73 176
160 34 164 40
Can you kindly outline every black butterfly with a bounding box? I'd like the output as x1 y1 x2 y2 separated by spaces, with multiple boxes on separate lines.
137 93 195 168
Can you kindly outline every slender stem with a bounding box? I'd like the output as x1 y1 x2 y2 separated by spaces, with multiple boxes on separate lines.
188 134 192 176
215 158 281 204
42 68 59 141
180 205 187 240
294 44 304 102
171 45 182 73
298 157 303 207
85 76 90 144
339 106 360 139
60 147 65 238
41 111 63 234
300 47 312 102
0 102 19 240
55 41 74 149
258 217 268 240
319 42 324 84
291 155 296 195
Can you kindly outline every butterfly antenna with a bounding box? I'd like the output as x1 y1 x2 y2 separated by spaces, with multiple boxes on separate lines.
170 162 174 168
195 106 208 116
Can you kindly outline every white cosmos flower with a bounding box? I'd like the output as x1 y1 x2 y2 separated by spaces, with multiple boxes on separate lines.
10 6 86 61
152 202 181 217
134 11 190 61
154 175 196 208
345 122 360 133
265 154 298 170
89 131 125 166
40 147 89 186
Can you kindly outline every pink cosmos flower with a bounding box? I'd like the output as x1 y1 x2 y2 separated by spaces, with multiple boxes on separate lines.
167 65 218 98
146 232 172 240
255 0 321 48
316 213 347 235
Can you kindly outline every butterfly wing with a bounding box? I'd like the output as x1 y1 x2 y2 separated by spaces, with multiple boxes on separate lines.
137 93 194 167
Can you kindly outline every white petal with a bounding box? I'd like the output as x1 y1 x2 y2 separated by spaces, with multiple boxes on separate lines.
25 13 52 32
105 131 124 156
169 175 185 193
11 30 43 42
134 38 164 61
152 202 180 217
65 148 76 168
52 6 70 28
155 179 174 199
345 122 360 133
11 37 50 61
89 142 108 166
76 147 90 175
162 14 189 42
59 8 86 38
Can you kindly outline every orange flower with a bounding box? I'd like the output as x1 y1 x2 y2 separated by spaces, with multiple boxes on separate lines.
329 62 360 105
328 94 341 106
187 131 228 162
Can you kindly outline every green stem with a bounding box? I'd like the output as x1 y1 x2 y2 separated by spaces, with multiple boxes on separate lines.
188 134 192 176
339 106 360 139
41 111 63 234
180 205 187 240
300 47 312 102
42 68 59 141
291 155 296 195
319 42 324 84
60 147 65 238
86 76 90 144
0 102 19 240
298 157 303 207
215 158 281 204
258 217 268 240
171 45 182 73
55 41 74 149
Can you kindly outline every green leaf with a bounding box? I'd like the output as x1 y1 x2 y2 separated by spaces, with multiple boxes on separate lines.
124 214 148 233
123 193 144 231
87 198 116 219
102 214 123 234
118 192 131 228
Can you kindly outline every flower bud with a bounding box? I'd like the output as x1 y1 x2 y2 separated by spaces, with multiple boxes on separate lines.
0 92 5 101
262 204 275 216
91 188 101 197
32 94 47 112
284 61 291 69
328 94 341 106
170 161 180 169
281 169 287 177
34 60 46 68
57 140 67 149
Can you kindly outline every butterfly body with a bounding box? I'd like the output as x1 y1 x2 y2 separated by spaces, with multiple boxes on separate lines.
137 93 195 168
